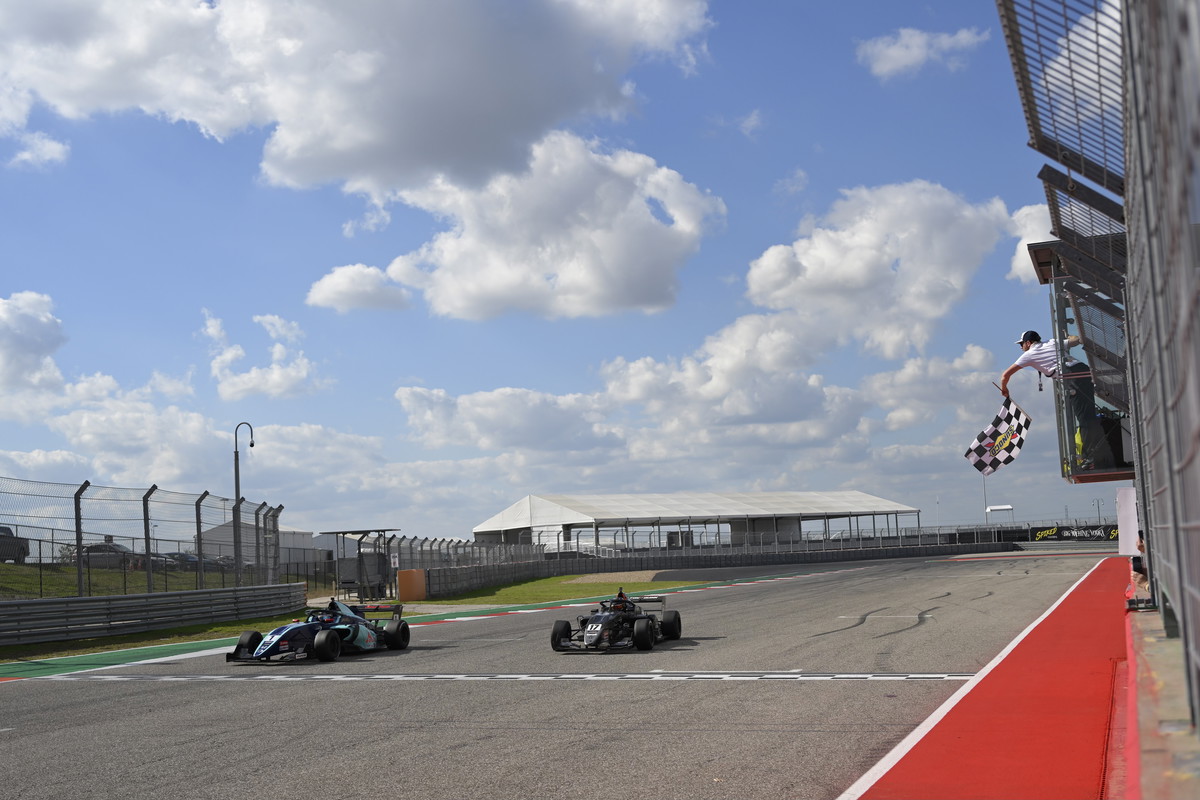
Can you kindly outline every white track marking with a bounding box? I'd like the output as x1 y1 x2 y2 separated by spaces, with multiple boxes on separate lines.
33 671 974 683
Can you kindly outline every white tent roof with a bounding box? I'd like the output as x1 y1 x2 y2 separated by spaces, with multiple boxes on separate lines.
473 491 919 533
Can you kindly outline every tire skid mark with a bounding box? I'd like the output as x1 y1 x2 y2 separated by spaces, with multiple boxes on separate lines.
809 608 890 638
872 608 940 639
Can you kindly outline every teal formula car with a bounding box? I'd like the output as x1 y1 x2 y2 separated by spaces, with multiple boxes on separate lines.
227 598 410 663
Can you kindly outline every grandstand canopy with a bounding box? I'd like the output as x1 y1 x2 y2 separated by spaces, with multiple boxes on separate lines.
473 491 919 541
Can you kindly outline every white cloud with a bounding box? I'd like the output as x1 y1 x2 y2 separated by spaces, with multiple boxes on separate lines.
861 345 996 431
146 370 194 400
381 180 1018 486
1007 203 1052 284
8 3 723 325
395 386 617 452
48 397 220 485
200 311 324 400
7 131 68 167
0 447 89 481
306 263 411 313
738 108 763 138
0 0 712 197
745 180 1011 359
774 168 808 196
1041 0 1121 126
856 27 990 81
0 292 67 418
382 131 725 320
253 314 304 343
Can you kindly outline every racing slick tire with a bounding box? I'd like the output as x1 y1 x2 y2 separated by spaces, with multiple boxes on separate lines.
550 620 573 652
314 629 342 662
661 610 682 640
237 630 263 653
632 618 655 651
384 619 410 650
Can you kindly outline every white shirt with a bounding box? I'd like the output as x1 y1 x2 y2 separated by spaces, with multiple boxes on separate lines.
1013 339 1078 377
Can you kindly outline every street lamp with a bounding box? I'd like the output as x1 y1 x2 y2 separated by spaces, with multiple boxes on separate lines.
233 422 254 586
1094 498 1104 526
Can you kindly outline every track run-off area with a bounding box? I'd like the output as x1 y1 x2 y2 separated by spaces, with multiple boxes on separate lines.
0 553 1115 800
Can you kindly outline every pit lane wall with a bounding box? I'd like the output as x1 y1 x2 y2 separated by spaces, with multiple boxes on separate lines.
421 543 1013 599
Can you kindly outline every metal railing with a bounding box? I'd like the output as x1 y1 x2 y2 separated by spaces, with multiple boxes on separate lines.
0 583 305 646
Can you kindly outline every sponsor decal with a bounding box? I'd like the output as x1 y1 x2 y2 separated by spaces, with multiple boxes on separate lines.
1032 526 1118 541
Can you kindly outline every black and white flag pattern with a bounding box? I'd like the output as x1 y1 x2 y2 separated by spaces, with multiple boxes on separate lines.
964 397 1032 476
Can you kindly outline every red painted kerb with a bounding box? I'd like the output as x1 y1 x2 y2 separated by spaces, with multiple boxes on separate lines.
850 557 1131 800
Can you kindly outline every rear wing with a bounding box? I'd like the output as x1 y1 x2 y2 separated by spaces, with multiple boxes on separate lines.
629 595 668 612
308 602 405 620
351 603 405 620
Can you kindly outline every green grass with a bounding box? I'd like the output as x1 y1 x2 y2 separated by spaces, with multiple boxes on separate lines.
0 561 247 598
0 574 703 664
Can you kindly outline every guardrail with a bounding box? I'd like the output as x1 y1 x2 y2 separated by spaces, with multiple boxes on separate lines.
0 583 307 646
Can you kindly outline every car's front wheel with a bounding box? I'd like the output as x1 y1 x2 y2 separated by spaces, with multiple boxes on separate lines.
384 619 410 650
314 629 342 662
632 618 655 650
550 620 572 651
237 630 263 655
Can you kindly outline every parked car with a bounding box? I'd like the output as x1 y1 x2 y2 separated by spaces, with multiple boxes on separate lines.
81 543 138 569
196 554 225 570
163 552 200 570
215 555 256 569
0 526 30 564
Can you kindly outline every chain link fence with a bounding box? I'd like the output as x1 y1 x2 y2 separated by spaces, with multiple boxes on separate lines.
0 475 311 599
0 476 550 601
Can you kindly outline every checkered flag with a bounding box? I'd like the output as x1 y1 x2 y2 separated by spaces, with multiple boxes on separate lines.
964 397 1032 476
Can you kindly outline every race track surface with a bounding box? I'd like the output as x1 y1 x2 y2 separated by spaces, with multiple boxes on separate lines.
0 554 1104 800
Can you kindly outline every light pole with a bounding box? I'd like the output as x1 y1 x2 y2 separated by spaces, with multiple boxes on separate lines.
1094 498 1103 526
233 422 254 586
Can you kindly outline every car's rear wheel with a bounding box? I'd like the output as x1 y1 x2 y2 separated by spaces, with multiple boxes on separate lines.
662 610 682 640
384 619 410 650
551 620 572 651
237 630 263 654
632 618 654 650
314 629 342 662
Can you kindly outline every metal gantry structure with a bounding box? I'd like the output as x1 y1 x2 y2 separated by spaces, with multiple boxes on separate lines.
996 0 1200 729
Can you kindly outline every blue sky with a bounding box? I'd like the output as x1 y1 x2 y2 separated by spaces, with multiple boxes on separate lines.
0 1 1124 538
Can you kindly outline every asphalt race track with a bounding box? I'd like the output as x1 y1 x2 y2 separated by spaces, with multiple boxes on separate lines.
0 554 1104 800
